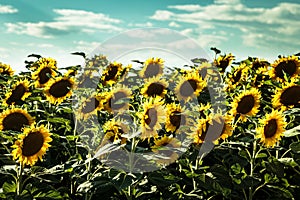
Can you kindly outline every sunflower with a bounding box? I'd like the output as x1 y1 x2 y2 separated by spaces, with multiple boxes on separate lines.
211 114 234 143
151 135 181 165
165 103 188 133
269 56 300 81
4 79 31 106
64 68 78 77
139 57 164 78
196 62 214 80
101 119 128 145
175 72 206 102
102 86 132 113
29 57 57 71
44 77 74 105
0 107 34 132
230 88 261 122
0 62 14 76
101 62 123 86
32 61 57 87
11 124 52 166
250 58 269 71
251 67 269 88
256 110 286 148
272 81 300 110
214 53 235 73
140 76 168 98
77 94 103 120
225 63 249 90
191 116 212 145
137 97 166 141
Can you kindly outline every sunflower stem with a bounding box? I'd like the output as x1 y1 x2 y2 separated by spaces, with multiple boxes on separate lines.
16 163 24 196
249 140 257 200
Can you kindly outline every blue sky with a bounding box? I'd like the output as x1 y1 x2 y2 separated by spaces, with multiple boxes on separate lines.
0 0 300 72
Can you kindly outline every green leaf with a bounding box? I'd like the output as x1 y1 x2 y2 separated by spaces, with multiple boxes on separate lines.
34 190 63 199
148 171 181 187
278 158 298 167
47 117 70 124
255 153 267 159
290 142 300 154
267 185 294 199
284 125 300 137
2 181 16 194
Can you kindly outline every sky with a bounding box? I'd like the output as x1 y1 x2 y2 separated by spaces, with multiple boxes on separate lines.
0 0 300 72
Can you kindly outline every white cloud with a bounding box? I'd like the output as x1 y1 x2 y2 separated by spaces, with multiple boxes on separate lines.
5 9 122 38
169 21 180 28
74 40 101 53
150 2 300 50
128 22 153 27
150 10 173 20
168 5 202 12
214 0 241 5
0 4 18 13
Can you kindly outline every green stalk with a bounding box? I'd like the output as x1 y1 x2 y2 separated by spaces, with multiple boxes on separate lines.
249 140 257 200
16 163 24 196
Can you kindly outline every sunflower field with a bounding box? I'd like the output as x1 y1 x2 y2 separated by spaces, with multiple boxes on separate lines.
0 49 300 200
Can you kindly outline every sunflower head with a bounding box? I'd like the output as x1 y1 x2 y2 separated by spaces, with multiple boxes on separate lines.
151 135 181 165
0 107 34 132
139 58 164 78
32 61 57 87
11 124 52 166
191 116 212 145
102 86 132 113
137 97 166 141
29 57 57 71
256 110 287 148
214 53 235 73
44 77 75 105
165 103 188 133
269 56 300 82
225 63 248 90
102 119 128 145
211 114 234 143
230 88 261 122
140 76 168 98
272 81 300 110
175 71 206 102
0 62 14 76
77 94 103 120
251 58 269 71
4 79 31 106
101 62 123 86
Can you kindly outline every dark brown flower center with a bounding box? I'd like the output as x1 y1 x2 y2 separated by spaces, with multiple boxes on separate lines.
2 112 30 132
108 92 128 110
280 86 300 106
146 83 165 97
206 117 225 141
6 84 26 105
49 79 72 98
236 95 255 114
38 67 52 84
104 65 119 81
145 108 158 129
144 63 161 78
179 79 198 97
233 70 242 83
170 111 185 129
81 97 100 114
199 68 208 79
22 132 44 156
218 60 229 72
275 60 297 79
263 119 278 138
